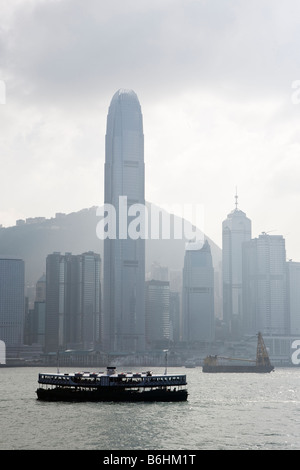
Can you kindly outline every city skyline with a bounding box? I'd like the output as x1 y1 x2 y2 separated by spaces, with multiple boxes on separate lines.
1 1 300 263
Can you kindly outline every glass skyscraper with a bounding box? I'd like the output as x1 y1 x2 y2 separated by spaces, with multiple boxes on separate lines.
103 89 145 353
222 198 251 339
45 251 101 352
242 234 288 336
182 240 215 342
145 280 170 349
0 258 25 347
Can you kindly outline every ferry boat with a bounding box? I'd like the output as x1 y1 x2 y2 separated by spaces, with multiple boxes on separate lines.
36 366 188 402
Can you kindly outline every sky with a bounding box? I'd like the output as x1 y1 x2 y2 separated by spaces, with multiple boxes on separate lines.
1 0 300 259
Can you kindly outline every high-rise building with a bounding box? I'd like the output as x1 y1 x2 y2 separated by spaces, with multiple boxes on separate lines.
102 89 145 353
36 274 46 302
145 280 170 349
182 240 215 342
45 252 101 352
286 260 300 335
243 234 288 336
169 291 181 342
222 194 251 338
150 262 169 282
0 258 25 347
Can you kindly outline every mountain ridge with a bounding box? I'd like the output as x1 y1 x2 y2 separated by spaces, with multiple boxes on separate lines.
0 204 221 286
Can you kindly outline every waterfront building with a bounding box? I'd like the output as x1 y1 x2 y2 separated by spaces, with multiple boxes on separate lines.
0 258 25 347
182 240 215 343
286 260 300 335
243 233 288 336
145 280 170 349
45 252 101 352
102 89 145 353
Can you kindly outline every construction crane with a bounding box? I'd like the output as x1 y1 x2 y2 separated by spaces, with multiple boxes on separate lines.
203 332 271 367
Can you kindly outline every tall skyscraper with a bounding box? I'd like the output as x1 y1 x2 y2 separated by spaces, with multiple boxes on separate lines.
103 89 145 353
243 234 288 336
0 258 25 347
145 280 170 349
286 261 300 335
45 252 101 352
182 240 215 342
222 194 251 338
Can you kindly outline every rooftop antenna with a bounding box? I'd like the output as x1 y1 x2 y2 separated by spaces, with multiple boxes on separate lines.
235 187 238 210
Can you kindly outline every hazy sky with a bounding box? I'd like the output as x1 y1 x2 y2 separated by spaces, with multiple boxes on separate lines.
1 0 300 259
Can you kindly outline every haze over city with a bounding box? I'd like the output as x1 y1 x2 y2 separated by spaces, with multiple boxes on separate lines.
1 0 300 260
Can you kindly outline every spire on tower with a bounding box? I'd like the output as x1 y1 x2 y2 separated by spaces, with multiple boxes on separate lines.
235 187 238 210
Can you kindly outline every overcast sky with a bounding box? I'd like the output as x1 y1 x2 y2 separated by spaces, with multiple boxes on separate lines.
1 0 300 259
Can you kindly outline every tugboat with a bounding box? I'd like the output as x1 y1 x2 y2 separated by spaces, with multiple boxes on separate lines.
36 366 188 402
202 332 274 373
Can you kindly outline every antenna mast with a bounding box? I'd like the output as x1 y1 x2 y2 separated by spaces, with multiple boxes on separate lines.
235 187 238 210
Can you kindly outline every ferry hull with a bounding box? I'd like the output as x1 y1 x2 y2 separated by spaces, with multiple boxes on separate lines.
202 365 274 373
36 387 188 402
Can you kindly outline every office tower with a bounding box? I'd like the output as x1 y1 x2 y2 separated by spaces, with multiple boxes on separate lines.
0 258 25 347
45 252 65 352
222 194 251 338
103 89 145 353
145 280 170 348
78 251 101 349
170 291 181 342
45 252 101 352
150 262 169 282
286 261 300 335
36 274 46 301
182 240 215 342
243 234 288 336
27 300 46 347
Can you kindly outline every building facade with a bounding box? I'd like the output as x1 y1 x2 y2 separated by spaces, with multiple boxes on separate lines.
45 252 101 353
145 280 170 349
0 258 25 348
102 89 145 353
286 260 300 335
182 240 215 343
222 198 251 338
242 234 288 336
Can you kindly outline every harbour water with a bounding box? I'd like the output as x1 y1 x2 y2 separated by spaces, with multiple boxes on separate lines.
1 366 300 450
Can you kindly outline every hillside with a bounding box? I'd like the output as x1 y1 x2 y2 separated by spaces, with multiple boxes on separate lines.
0 204 221 286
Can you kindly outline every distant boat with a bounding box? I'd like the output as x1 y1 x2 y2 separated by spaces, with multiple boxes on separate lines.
202 332 274 373
185 360 196 368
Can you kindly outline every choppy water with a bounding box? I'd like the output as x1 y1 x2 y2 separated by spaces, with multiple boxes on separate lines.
1 366 300 450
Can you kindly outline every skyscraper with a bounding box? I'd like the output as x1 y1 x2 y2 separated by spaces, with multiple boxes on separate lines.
45 252 101 352
0 258 25 347
222 194 251 338
182 240 215 342
103 89 145 353
286 261 300 335
145 280 170 349
243 234 288 336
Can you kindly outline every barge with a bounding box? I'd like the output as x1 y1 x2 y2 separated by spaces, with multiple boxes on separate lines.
202 332 274 373
36 366 188 402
